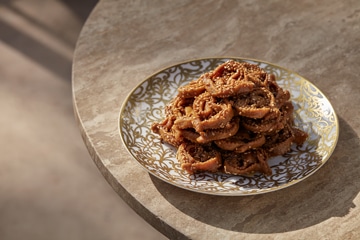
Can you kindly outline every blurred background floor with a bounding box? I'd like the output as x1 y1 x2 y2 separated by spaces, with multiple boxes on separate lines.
0 1 167 239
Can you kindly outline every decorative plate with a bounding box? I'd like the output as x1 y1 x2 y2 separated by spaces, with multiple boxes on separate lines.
119 57 339 196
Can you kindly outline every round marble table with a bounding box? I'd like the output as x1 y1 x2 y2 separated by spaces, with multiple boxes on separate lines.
72 0 360 239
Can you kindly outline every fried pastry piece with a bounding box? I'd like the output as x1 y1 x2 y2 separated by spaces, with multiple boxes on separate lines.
203 61 255 97
233 87 276 119
165 95 194 117
196 117 240 144
178 75 206 98
174 128 200 143
166 95 196 130
242 110 282 133
214 129 266 153
177 142 222 174
151 116 182 147
241 100 294 133
292 127 309 146
267 79 291 108
247 72 276 88
173 105 195 129
280 101 295 125
223 149 272 175
192 92 234 132
264 124 294 156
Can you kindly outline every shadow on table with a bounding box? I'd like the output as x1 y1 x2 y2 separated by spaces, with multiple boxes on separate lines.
151 116 359 234
0 0 98 81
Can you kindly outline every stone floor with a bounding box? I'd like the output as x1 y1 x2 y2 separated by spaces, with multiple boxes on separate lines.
0 1 167 239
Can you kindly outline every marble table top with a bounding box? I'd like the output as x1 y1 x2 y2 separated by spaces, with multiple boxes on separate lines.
72 0 360 239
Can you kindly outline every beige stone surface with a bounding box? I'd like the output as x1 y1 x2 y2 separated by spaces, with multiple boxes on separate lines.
73 0 360 239
0 0 166 239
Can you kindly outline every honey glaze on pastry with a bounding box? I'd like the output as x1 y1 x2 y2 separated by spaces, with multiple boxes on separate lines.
151 60 308 176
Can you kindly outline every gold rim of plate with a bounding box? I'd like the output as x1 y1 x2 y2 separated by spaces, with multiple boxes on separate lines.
119 57 339 196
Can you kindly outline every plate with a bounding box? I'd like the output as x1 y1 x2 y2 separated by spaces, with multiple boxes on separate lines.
119 57 339 196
